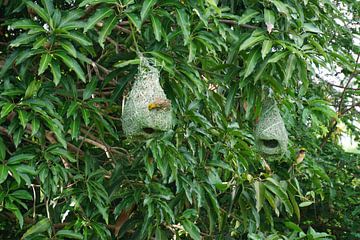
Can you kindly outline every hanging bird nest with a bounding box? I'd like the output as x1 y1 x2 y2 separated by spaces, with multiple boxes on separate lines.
254 100 288 155
122 56 174 137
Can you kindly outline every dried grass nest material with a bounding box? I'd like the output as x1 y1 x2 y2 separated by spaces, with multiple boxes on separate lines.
254 100 288 155
121 57 174 137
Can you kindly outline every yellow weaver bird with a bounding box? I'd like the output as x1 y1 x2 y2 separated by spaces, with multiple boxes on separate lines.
148 98 171 111
295 148 306 165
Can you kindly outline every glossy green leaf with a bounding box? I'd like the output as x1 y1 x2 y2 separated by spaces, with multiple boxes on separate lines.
254 181 265 212
1 103 16 118
49 61 61 85
60 41 77 58
141 0 158 22
239 35 266 51
244 49 261 78
150 15 162 42
56 230 83 239
84 8 114 32
181 219 201 240
261 40 273 59
98 14 117 48
21 218 51 239
38 53 52 75
284 54 297 86
0 165 8 184
56 52 86 82
176 8 191 46
17 110 29 129
238 9 259 25
7 154 35 165
25 1 50 23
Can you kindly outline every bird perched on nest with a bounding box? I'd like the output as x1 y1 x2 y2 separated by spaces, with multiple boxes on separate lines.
148 98 171 111
295 148 306 165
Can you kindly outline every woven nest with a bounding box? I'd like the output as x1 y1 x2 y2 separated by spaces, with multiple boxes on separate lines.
122 57 173 137
254 100 288 155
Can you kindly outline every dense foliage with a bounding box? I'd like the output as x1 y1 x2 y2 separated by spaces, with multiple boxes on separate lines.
0 0 359 239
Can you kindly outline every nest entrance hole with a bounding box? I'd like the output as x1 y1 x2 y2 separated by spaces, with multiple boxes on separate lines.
261 139 279 148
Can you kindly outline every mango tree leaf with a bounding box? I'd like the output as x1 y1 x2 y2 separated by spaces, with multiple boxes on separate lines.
21 218 51 239
261 40 272 59
150 15 162 42
264 9 275 33
98 14 117 48
7 154 36 165
10 19 40 30
84 8 114 32
0 165 8 184
264 178 293 216
176 8 191 46
244 49 261 78
56 52 86 82
1 103 16 118
181 219 201 240
38 53 52 75
49 61 61 85
284 54 297 86
238 9 259 25
60 41 77 58
56 230 83 239
239 35 266 51
254 181 265 212
140 0 158 23
25 1 50 23
5 202 24 229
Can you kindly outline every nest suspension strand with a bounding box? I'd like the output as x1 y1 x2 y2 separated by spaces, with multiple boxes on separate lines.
122 56 174 137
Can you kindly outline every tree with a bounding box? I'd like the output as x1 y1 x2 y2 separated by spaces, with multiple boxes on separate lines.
0 0 359 239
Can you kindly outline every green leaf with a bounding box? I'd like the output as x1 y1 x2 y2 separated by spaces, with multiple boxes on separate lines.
25 1 50 23
60 41 77 58
261 40 272 59
81 108 91 126
0 165 8 184
244 49 261 78
17 110 29 129
59 32 92 46
6 202 24 229
38 53 52 75
11 190 33 200
0 139 6 161
98 14 117 48
114 59 140 68
7 154 36 165
10 33 38 48
1 103 16 118
126 13 141 32
31 118 41 136
264 9 275 33
67 101 79 118
70 116 80 139
303 23 322 33
264 178 293 216
83 77 98 100
284 54 297 86
21 218 51 239
13 128 24 148
176 8 191 46
238 9 259 25
41 0 54 16
56 230 83 239
56 52 86 82
225 82 238 117
239 35 266 51
25 80 42 99
84 8 114 32
141 0 158 23
254 181 265 212
10 19 40 30
181 219 201 240
0 50 19 77
268 51 288 63
50 61 61 85
150 15 162 42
